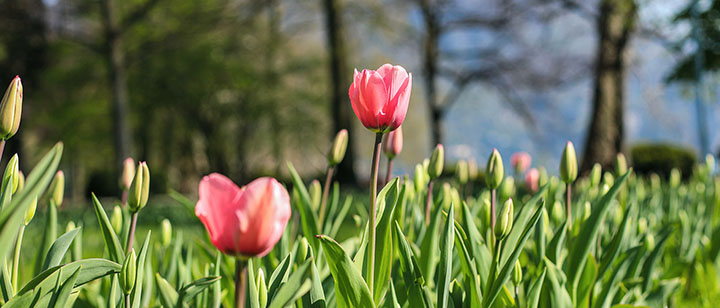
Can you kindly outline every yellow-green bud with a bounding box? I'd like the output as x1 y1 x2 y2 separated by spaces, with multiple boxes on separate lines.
120 157 135 190
601 184 610 195
428 144 444 179
670 168 681 188
111 205 123 235
499 177 515 201
707 154 716 174
120 249 137 294
0 76 22 140
441 182 452 210
603 172 614 188
551 201 563 224
468 159 479 180
128 162 150 213
2 154 19 194
590 163 602 187
644 234 655 251
637 217 647 234
538 167 549 187
583 201 591 220
328 129 348 166
485 149 504 189
615 153 628 176
414 164 427 194
456 160 469 184
480 197 491 231
495 198 514 239
559 141 577 184
296 237 310 265
16 170 24 192
403 175 416 202
46 170 64 207
161 218 172 247
23 196 37 225
309 179 321 211
257 268 268 308
512 260 522 285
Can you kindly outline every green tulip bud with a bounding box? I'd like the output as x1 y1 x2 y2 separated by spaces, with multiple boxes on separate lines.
128 162 150 213
441 182 452 210
495 198 514 239
559 141 577 184
590 163 602 187
583 201 591 220
414 164 427 194
296 237 310 265
644 234 655 251
46 170 64 207
23 196 37 225
637 217 647 234
551 201 563 224
650 173 660 191
257 268 268 308
456 160 469 184
499 177 515 201
309 179 321 211
66 221 76 233
538 167 549 188
120 157 135 190
1 154 19 194
480 198 491 232
404 175 416 202
468 159 479 180
615 153 628 176
120 249 137 294
328 129 348 166
0 76 22 140
428 144 444 179
603 172 614 188
16 170 24 192
707 154 716 174
601 184 610 195
512 260 522 285
111 205 123 235
161 218 172 247
670 168 681 188
485 149 504 189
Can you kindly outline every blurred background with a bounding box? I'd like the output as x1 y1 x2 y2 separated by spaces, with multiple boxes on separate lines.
0 0 717 201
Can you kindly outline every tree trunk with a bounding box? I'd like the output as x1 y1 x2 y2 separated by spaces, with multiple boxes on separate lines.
100 0 133 177
420 0 442 147
581 0 637 172
323 0 357 184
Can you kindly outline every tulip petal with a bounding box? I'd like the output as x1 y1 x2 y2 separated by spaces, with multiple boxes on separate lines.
377 64 409 100
358 69 389 129
195 173 245 254
235 177 291 257
384 73 411 131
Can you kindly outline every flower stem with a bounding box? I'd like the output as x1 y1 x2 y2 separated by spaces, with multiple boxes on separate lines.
425 180 434 226
384 158 394 187
235 259 248 308
125 294 131 308
0 139 6 162
318 166 335 227
566 183 572 232
491 188 497 245
368 132 383 295
125 212 138 253
11 224 24 294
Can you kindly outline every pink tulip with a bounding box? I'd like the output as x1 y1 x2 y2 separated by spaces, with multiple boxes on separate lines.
511 152 532 174
525 168 539 192
195 174 291 257
349 64 412 133
383 126 403 158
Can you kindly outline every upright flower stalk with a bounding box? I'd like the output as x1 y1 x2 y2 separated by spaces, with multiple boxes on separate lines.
319 129 348 225
0 75 23 161
426 144 444 225
560 141 578 231
349 63 412 294
486 149 504 244
126 162 150 252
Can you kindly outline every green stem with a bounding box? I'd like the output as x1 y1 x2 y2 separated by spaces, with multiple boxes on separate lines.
125 294 131 308
368 132 383 295
318 166 335 227
11 224 24 294
566 183 572 232
491 188 497 246
235 259 248 308
384 157 394 187
125 212 138 252
425 180 434 226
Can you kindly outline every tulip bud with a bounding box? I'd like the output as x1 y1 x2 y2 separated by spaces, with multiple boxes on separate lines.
161 218 172 247
16 170 24 192
525 168 539 192
120 158 135 190
559 141 577 184
499 177 515 201
590 163 602 187
485 149 504 189
47 171 64 207
510 152 531 174
0 76 22 140
309 179 321 211
120 249 137 294
670 168 681 188
383 126 403 159
479 198 491 231
66 221 76 233
583 201 591 220
23 196 37 225
257 268 268 308
414 164 427 194
637 217 647 234
551 201 563 224
538 167 549 188
644 234 655 251
512 260 522 285
495 198 514 239
603 172 614 188
601 184 610 195
707 154 716 175
456 160 469 184
2 154 19 194
111 205 123 235
403 175 416 202
328 129 348 166
615 153 628 176
128 162 150 213
296 237 310 265
428 144 444 179
468 159 479 180
441 182 452 210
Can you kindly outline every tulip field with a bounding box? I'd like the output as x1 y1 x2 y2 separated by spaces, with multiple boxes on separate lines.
1 65 720 308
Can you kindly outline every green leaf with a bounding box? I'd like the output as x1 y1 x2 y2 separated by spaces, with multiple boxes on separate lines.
92 194 125 263
576 254 598 308
329 195 353 238
436 207 454 308
394 222 433 308
598 204 633 279
483 200 543 308
452 219 481 308
35 202 57 275
547 221 567 265
178 276 222 303
541 257 572 308
0 257 12 303
287 162 321 252
639 228 672 292
566 171 629 299
317 235 374 308
500 184 549 264
48 266 80 308
419 200 443 289
155 273 180 308
369 178 399 304
131 232 151 308
0 143 63 262
267 253 292 304
460 201 490 285
593 247 639 308
306 254 326 308
267 259 312 308
247 259 260 308
41 228 80 272
526 268 546 308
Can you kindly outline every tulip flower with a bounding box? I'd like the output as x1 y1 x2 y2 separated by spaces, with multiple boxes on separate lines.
349 64 412 133
120 157 135 191
510 152 531 174
525 168 539 192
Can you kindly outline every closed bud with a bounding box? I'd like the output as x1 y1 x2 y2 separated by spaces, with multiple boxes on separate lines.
23 196 37 225
383 126 403 159
601 184 610 195
47 170 64 207
512 260 522 285
16 170 24 192
120 158 135 190
0 76 22 140
128 162 150 213
615 153 628 176
583 201 591 220
296 237 310 265
328 129 348 166
538 167 549 188
468 159 479 180
644 234 655 251
257 268 268 308
707 154 716 174
485 149 504 189
120 249 137 294
428 144 444 179
495 198 514 239
111 205 123 235
309 179 321 211
441 182 452 210
637 217 647 234
66 221 76 233
510 152 532 174
499 177 515 201
414 164 427 194
403 175 416 202
590 163 602 187
551 201 564 224
603 172 614 187
669 168 681 188
161 218 172 247
2 154 19 194
480 198 491 231
456 160 469 184
559 141 577 184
